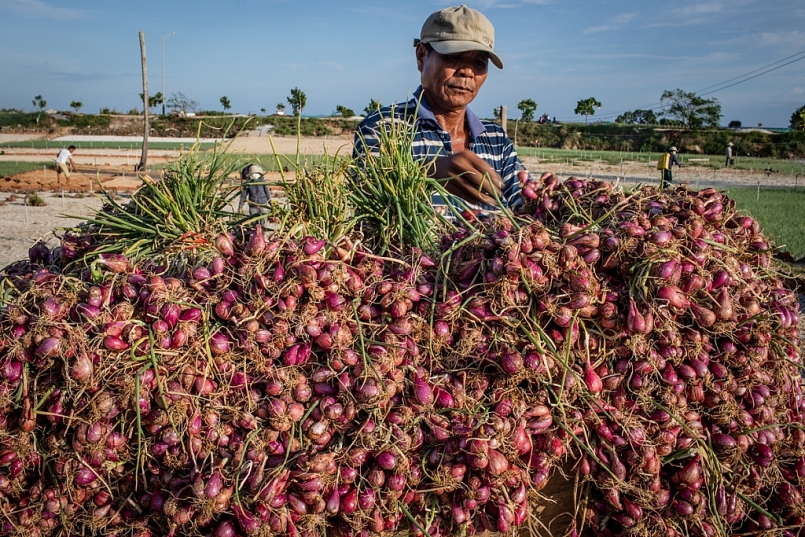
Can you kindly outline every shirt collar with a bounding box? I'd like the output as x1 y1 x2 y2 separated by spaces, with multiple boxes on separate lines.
413 86 485 139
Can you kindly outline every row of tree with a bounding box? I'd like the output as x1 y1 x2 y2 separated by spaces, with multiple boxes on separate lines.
512 89 721 127
28 89 805 130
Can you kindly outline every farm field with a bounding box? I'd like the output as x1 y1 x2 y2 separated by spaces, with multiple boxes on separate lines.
518 147 805 176
723 187 805 260
0 140 216 151
1 136 804 265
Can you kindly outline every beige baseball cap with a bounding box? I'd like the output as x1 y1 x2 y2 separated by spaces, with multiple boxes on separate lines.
418 5 503 69
242 164 263 179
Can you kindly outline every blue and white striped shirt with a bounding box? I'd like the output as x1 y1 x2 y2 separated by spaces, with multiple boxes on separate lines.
353 86 526 213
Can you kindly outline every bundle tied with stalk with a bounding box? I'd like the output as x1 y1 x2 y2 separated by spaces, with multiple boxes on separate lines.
349 102 461 256
267 144 353 244
63 136 245 271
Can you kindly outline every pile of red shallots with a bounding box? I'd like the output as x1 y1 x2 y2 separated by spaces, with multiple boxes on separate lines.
519 175 805 536
0 175 802 537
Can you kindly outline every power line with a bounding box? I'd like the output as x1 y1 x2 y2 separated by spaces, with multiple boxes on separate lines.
550 49 805 122
697 54 805 97
693 49 805 94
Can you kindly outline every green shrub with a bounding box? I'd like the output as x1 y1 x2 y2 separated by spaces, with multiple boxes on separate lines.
0 110 45 128
25 192 47 206
509 123 804 158
59 115 111 129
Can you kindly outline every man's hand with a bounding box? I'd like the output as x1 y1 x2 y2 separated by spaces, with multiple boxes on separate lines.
428 152 504 206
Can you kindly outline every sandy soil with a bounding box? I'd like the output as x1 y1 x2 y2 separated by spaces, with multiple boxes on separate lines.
0 191 105 269
3 142 798 194
0 135 351 193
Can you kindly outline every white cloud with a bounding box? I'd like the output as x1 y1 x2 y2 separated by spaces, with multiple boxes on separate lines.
584 25 614 35
612 13 636 24
583 12 636 34
281 63 311 72
756 31 805 47
646 1 727 27
321 61 345 71
711 31 805 49
0 0 86 19
442 0 553 8
572 53 678 60
676 2 724 17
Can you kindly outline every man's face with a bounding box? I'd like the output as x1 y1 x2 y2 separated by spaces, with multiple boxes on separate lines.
417 44 489 114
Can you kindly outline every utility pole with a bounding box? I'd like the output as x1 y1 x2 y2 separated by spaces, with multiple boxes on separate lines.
161 31 174 116
138 31 149 172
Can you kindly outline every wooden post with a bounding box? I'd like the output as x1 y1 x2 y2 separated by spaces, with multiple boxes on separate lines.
500 106 507 134
513 118 518 147
137 31 149 172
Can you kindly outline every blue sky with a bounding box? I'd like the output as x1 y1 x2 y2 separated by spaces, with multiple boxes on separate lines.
2 0 804 127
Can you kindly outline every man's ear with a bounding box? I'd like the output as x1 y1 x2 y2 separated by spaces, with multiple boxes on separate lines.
415 43 428 73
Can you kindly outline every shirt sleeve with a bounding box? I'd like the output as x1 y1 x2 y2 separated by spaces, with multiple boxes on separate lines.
353 112 384 159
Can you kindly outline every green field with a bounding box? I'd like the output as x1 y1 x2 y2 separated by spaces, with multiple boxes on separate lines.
723 187 805 260
0 161 53 177
517 147 805 175
0 140 216 151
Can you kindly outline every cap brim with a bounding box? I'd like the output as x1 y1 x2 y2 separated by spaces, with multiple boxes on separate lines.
429 40 503 69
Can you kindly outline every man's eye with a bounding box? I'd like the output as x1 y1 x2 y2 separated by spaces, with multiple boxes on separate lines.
448 54 463 63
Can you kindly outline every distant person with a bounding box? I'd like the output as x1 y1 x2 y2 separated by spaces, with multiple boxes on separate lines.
238 164 271 225
725 142 734 167
658 146 681 189
55 145 78 184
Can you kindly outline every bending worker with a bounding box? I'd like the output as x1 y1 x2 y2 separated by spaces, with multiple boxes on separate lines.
238 164 271 225
354 4 529 213
55 145 78 184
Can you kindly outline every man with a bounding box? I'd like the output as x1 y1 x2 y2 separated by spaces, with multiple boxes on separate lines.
354 5 527 213
238 164 271 225
55 145 78 183
725 141 734 167
658 146 681 189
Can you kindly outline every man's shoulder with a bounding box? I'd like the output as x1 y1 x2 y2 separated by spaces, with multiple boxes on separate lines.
473 119 513 148
477 119 507 136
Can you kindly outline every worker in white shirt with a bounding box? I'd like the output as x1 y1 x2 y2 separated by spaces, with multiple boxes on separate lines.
55 145 78 183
